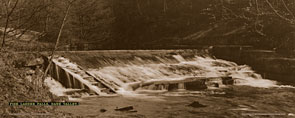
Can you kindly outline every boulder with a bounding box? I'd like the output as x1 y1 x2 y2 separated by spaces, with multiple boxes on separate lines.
222 77 234 85
188 101 206 108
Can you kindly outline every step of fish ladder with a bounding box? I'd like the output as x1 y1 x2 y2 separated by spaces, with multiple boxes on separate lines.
50 56 117 96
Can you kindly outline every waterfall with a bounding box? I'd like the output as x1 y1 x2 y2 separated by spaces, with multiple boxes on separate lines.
45 50 282 97
87 54 278 91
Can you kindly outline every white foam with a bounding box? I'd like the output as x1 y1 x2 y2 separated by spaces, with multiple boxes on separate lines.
44 77 67 96
88 54 281 91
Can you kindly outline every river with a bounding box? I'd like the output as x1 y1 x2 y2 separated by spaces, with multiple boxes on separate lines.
44 50 295 117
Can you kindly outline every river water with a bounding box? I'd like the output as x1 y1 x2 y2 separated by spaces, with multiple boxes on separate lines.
44 51 295 117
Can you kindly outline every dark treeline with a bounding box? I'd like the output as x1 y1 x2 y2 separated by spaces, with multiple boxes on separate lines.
111 0 211 49
0 0 294 50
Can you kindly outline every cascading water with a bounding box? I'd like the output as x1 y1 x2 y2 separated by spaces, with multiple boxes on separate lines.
44 77 89 100
48 51 295 118
88 55 277 93
45 50 286 97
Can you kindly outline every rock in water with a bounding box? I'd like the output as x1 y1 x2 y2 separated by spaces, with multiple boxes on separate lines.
128 110 137 112
213 83 219 88
115 106 134 111
222 77 234 85
188 101 206 108
100 109 107 113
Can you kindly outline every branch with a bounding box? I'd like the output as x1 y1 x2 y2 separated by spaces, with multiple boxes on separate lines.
265 0 294 24
136 0 143 15
7 0 19 18
254 0 264 36
280 0 295 19
5 4 50 34
1 0 19 48
9 3 53 22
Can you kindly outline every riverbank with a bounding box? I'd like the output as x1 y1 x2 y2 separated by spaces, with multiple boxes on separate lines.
0 49 72 117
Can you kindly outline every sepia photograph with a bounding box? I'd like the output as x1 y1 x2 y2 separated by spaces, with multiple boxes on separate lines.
1 0 295 117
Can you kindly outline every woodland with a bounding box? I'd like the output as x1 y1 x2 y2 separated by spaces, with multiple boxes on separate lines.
0 0 294 50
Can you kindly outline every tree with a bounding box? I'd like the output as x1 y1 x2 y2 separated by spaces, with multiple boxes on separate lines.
1 0 19 48
70 0 113 43
0 0 53 48
42 0 75 80
203 0 295 49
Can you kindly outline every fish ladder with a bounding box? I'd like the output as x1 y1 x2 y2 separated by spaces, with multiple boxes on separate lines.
48 56 117 96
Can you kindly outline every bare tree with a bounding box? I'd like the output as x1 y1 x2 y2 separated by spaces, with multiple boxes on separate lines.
0 0 53 49
1 0 19 48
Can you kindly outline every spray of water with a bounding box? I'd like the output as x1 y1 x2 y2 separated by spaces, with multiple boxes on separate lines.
44 77 85 101
44 77 67 96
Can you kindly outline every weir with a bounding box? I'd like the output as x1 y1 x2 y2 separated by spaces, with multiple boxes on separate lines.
45 49 278 96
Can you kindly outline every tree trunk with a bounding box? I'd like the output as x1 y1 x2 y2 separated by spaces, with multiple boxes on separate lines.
2 16 10 48
41 1 73 80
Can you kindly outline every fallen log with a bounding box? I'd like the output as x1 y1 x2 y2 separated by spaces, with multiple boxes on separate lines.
115 106 134 111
